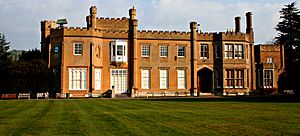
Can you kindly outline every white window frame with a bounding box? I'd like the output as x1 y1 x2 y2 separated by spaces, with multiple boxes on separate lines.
69 68 87 90
267 57 274 64
235 70 244 88
160 69 168 89
234 44 243 59
178 45 186 57
200 44 209 59
177 69 186 89
74 43 82 55
225 69 234 88
224 44 233 59
141 69 150 89
263 69 273 88
141 45 150 57
95 68 102 90
160 45 168 57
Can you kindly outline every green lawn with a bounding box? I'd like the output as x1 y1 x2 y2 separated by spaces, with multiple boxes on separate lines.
0 97 300 136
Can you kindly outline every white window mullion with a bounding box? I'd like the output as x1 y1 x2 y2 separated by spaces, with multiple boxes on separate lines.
160 69 168 89
141 69 150 89
177 69 186 89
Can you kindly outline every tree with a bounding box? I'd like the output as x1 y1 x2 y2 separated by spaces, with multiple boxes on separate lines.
0 33 10 63
275 2 300 94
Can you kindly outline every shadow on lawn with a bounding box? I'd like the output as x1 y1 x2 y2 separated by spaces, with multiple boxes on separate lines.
143 96 300 103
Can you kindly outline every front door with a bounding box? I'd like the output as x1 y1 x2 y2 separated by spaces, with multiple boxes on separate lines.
110 69 127 94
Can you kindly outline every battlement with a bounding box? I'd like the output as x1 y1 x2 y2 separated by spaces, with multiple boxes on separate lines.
257 44 281 52
96 17 129 31
137 30 190 40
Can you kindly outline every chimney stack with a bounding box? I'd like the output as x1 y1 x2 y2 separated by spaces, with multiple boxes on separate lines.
246 12 253 34
235 16 241 33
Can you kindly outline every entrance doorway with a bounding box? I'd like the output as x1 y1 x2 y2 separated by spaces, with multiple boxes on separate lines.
197 68 213 93
110 69 127 94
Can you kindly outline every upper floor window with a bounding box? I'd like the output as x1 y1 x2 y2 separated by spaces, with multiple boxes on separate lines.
110 40 127 62
178 46 186 57
224 44 244 59
234 44 243 59
215 45 221 58
267 57 274 64
200 44 209 59
74 43 82 55
141 45 150 57
225 44 233 59
160 45 168 57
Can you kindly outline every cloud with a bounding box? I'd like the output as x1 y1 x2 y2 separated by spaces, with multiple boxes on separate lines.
0 0 299 50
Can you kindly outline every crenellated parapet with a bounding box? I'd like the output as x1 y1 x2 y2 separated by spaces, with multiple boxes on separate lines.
257 44 281 52
96 17 129 31
221 31 247 41
137 30 190 40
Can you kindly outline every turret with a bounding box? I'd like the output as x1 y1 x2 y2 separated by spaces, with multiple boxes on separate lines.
129 6 136 20
87 6 97 29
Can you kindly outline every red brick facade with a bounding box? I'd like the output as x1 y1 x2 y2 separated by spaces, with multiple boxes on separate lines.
40 6 281 97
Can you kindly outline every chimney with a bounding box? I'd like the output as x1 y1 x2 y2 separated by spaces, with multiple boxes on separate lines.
246 12 253 34
129 6 136 20
235 16 241 33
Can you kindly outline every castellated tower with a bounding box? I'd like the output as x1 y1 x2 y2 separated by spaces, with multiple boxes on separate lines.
86 6 97 29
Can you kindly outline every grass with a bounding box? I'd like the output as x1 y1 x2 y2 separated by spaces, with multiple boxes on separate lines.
0 96 300 136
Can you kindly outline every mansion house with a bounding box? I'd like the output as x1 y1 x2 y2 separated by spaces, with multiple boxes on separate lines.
41 6 284 97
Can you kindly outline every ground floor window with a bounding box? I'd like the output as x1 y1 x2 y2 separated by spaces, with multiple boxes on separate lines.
95 68 101 90
235 70 244 88
160 69 168 89
177 69 186 89
225 69 244 88
225 70 234 88
141 69 150 89
264 70 273 88
69 68 87 90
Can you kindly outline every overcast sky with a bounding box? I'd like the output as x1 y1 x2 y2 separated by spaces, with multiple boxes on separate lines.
0 0 298 50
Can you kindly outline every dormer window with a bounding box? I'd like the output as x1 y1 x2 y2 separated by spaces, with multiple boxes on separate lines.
110 40 127 62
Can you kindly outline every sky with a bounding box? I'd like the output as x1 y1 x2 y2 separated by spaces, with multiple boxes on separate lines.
0 0 299 50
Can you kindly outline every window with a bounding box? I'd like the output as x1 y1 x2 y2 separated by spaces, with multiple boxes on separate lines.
160 69 168 89
267 57 274 64
117 45 123 55
141 45 150 57
215 70 221 88
216 45 221 58
178 46 186 57
235 70 244 88
69 68 87 90
160 46 168 57
225 70 234 88
74 43 82 55
264 70 273 88
234 44 243 59
200 44 209 59
110 40 127 62
177 69 186 89
95 69 101 90
225 44 233 59
141 69 150 89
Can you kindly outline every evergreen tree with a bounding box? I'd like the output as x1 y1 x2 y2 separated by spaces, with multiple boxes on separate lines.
275 2 300 94
0 33 10 63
